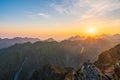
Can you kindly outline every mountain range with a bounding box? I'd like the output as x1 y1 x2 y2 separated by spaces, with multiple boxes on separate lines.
0 34 120 80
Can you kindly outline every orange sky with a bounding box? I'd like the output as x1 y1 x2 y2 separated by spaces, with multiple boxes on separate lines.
0 0 120 40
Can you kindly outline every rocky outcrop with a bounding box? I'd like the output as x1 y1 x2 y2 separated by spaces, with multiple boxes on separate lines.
94 44 120 79
95 44 120 70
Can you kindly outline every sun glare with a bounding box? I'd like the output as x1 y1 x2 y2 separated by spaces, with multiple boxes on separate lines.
88 27 95 34
86 27 97 37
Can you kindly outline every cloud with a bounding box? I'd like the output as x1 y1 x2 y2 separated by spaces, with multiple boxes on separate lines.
27 12 51 19
37 13 51 18
51 0 120 19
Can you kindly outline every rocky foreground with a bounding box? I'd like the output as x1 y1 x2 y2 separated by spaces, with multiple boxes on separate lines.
30 44 120 80
30 60 120 80
31 62 109 80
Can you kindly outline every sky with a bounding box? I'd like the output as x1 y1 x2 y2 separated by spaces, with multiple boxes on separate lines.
0 0 120 40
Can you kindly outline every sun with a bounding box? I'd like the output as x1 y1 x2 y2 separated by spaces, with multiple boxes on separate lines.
88 27 95 34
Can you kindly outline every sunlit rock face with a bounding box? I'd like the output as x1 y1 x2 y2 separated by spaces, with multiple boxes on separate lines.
94 44 120 79
95 44 120 70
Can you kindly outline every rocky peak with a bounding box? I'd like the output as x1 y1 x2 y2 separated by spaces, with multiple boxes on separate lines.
45 38 56 42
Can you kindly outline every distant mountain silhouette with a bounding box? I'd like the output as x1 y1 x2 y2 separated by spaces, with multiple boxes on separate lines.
44 38 56 42
67 35 84 41
0 37 40 49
